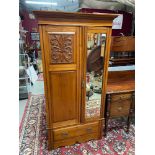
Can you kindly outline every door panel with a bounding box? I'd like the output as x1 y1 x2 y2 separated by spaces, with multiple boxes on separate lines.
50 71 77 122
48 32 75 64
42 26 81 127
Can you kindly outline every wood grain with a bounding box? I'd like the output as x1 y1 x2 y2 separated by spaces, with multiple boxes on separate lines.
53 132 99 149
33 10 118 22
107 70 135 94
110 97 131 117
53 121 99 141
39 26 54 149
111 93 132 102
111 36 135 52
50 71 77 123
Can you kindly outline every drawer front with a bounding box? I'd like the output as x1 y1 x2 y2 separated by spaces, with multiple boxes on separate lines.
53 132 99 149
53 122 99 141
110 99 131 117
111 93 132 102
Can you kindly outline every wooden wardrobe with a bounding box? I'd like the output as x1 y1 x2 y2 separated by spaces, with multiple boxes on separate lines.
34 11 118 150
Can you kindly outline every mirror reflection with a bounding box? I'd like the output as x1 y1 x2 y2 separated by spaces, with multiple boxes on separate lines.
85 33 106 119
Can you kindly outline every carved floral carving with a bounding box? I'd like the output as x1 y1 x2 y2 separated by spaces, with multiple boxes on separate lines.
49 34 74 63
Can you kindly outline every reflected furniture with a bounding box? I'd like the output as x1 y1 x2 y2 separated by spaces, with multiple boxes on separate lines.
104 70 135 136
109 36 135 66
34 11 118 150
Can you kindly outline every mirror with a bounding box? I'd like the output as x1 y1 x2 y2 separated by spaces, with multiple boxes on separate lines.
85 33 107 119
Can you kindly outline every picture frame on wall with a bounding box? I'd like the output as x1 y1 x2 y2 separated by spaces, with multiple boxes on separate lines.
31 32 40 41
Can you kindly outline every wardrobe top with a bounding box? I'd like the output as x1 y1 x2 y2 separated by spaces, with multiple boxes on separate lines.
33 10 119 22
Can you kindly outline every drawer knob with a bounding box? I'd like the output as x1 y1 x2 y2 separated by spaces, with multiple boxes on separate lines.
86 128 93 133
61 132 69 137
118 106 123 111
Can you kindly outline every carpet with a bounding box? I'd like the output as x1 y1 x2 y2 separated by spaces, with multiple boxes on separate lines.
37 73 44 81
86 99 101 118
19 95 135 155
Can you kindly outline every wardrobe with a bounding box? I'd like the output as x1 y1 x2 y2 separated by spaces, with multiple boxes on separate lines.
34 11 118 150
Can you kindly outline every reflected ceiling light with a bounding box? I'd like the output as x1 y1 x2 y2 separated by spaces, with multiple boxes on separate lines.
25 1 57 6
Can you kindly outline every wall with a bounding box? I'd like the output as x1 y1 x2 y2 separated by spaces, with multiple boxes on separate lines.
80 8 133 36
21 10 38 46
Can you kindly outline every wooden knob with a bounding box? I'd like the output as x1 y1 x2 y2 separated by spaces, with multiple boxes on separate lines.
61 132 68 137
86 128 93 133
118 106 122 111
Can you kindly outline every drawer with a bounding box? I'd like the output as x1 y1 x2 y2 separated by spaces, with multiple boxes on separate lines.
53 122 99 141
53 132 99 149
110 99 131 117
111 93 132 102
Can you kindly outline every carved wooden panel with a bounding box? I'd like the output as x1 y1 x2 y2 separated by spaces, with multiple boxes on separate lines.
49 33 74 64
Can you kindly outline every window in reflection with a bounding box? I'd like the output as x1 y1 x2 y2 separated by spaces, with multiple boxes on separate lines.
85 33 106 119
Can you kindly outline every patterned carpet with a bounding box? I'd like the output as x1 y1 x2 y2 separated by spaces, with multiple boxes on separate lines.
19 95 135 155
86 99 101 118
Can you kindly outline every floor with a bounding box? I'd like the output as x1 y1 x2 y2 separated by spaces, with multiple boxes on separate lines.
19 80 44 124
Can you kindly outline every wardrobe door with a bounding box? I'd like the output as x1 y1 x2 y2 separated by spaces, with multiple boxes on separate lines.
42 26 81 128
81 27 111 122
